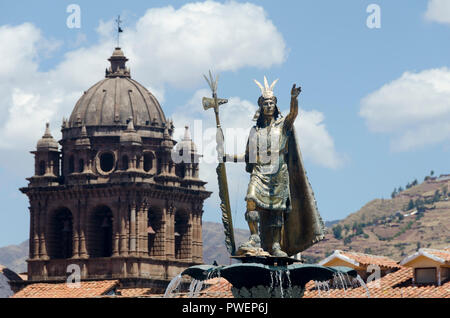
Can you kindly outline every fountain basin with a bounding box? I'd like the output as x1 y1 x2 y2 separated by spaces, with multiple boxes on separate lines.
180 262 357 298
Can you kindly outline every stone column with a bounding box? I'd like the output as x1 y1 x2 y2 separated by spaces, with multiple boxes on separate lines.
120 202 128 257
135 203 141 255
39 206 49 260
29 206 36 259
137 156 144 172
112 206 120 257
165 204 175 259
32 205 40 260
192 210 203 263
78 200 88 258
72 209 80 258
131 154 137 170
138 202 148 256
129 204 137 256
185 214 193 261
142 205 149 256
187 164 193 179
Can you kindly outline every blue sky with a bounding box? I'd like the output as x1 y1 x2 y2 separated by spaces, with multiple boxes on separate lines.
0 0 449 246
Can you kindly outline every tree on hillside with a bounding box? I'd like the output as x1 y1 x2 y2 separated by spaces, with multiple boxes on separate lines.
406 199 414 211
344 224 350 233
343 236 352 245
430 170 434 177
332 225 343 240
391 188 397 198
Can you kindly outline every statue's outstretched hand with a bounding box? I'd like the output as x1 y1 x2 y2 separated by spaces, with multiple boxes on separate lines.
291 84 302 98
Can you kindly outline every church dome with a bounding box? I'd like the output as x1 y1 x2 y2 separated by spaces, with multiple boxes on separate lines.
68 48 166 128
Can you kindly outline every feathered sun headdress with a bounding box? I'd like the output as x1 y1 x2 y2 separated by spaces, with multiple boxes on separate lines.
252 76 281 122
254 76 279 99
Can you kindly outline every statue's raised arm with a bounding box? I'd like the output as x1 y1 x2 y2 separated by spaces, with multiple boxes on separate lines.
283 84 301 133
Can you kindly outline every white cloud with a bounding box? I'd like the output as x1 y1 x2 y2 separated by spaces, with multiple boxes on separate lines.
0 23 40 77
294 109 345 169
425 0 450 25
124 0 286 87
360 68 450 151
0 1 286 151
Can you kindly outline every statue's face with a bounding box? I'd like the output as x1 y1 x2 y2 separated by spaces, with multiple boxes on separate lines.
262 98 276 117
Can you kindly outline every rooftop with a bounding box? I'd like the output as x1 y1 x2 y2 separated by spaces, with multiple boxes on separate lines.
319 250 401 269
12 280 119 298
9 247 450 298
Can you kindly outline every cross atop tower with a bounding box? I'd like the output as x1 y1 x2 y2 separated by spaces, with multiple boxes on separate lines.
115 15 123 47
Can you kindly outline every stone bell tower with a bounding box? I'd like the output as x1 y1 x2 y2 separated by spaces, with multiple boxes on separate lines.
20 48 211 290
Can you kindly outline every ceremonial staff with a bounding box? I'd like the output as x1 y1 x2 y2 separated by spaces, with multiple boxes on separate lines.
202 71 236 256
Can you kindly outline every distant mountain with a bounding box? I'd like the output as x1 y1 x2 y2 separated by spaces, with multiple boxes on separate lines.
324 220 340 228
302 176 450 263
202 222 249 265
0 240 28 273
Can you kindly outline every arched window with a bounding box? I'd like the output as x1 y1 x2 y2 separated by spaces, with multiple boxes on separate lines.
78 159 84 173
122 155 129 170
175 164 186 179
68 155 75 174
39 160 46 176
99 152 115 173
157 158 162 175
174 211 190 260
48 208 73 259
148 208 163 257
87 206 113 258
143 153 154 172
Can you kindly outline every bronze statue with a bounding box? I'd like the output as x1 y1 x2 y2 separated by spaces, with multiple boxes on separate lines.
203 73 325 259
231 77 325 257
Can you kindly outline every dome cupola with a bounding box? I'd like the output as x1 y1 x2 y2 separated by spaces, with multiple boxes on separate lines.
37 123 58 152
175 126 197 155
106 47 130 78
67 48 166 129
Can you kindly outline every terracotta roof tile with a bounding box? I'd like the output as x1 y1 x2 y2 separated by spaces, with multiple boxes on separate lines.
162 278 234 299
117 288 158 297
422 249 450 263
304 267 450 298
338 251 401 269
12 280 119 298
197 278 233 298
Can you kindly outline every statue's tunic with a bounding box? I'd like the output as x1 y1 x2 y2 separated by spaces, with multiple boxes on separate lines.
245 117 291 211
